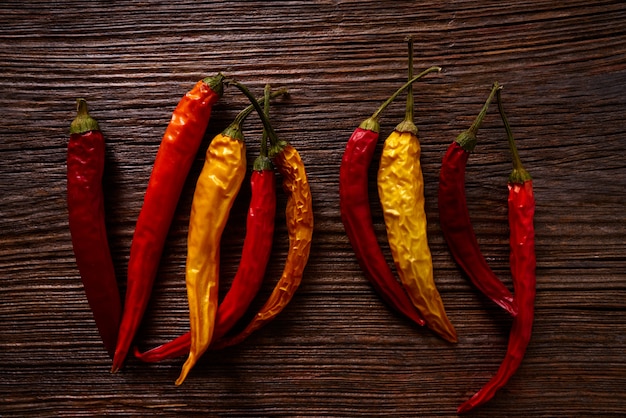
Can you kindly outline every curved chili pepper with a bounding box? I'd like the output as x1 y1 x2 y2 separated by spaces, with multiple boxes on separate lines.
212 81 314 349
458 87 536 413
67 99 122 358
340 67 442 328
133 89 285 363
175 102 252 385
438 82 518 317
111 74 224 372
377 39 457 343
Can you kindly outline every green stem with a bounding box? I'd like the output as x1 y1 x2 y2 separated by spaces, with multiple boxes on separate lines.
253 84 274 171
70 98 99 134
222 88 288 141
455 81 502 152
261 84 271 158
395 36 417 134
359 65 441 132
202 73 225 97
226 80 289 157
468 81 501 135
497 89 531 184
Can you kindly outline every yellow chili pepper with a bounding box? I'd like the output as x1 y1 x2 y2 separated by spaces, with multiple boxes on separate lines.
175 108 249 386
377 39 457 343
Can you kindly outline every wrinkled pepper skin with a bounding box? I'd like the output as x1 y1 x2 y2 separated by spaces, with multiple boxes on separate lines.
458 180 535 413
176 132 247 385
377 130 457 343
214 144 313 349
112 75 223 372
67 99 121 358
438 142 517 316
134 168 276 362
340 126 425 327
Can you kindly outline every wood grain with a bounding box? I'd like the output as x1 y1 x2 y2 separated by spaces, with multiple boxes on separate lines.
1 1 625 416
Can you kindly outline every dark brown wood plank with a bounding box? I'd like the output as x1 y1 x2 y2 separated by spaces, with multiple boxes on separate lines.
1 0 625 416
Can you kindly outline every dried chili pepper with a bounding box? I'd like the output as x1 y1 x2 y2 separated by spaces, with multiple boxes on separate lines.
212 80 314 349
174 99 254 385
67 99 122 358
111 74 224 372
133 88 285 363
438 82 518 316
377 38 457 343
340 66 443 327
458 87 536 413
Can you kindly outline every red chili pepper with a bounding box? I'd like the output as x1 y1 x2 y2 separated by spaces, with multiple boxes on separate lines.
67 99 122 358
214 162 275 332
133 89 282 363
458 87 536 413
340 68 442 327
111 74 224 372
211 81 314 349
438 82 518 316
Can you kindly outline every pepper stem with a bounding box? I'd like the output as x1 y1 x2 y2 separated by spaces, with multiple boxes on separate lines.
359 65 441 132
222 88 288 142
226 79 288 157
395 36 417 134
69 98 100 134
261 84 271 157
202 72 225 97
253 84 274 171
455 82 502 152
469 81 501 134
497 89 532 184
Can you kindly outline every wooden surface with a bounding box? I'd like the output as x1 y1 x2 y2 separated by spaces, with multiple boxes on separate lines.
1 1 625 416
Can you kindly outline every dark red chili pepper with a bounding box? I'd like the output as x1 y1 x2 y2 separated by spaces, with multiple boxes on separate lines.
458 87 536 413
111 74 224 372
67 98 122 358
438 82 518 317
339 67 441 327
133 88 281 363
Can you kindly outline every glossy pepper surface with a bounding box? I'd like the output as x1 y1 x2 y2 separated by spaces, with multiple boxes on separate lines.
340 67 442 327
377 40 457 342
112 74 224 372
175 109 248 385
67 99 122 358
438 82 518 316
214 164 275 337
458 88 536 413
